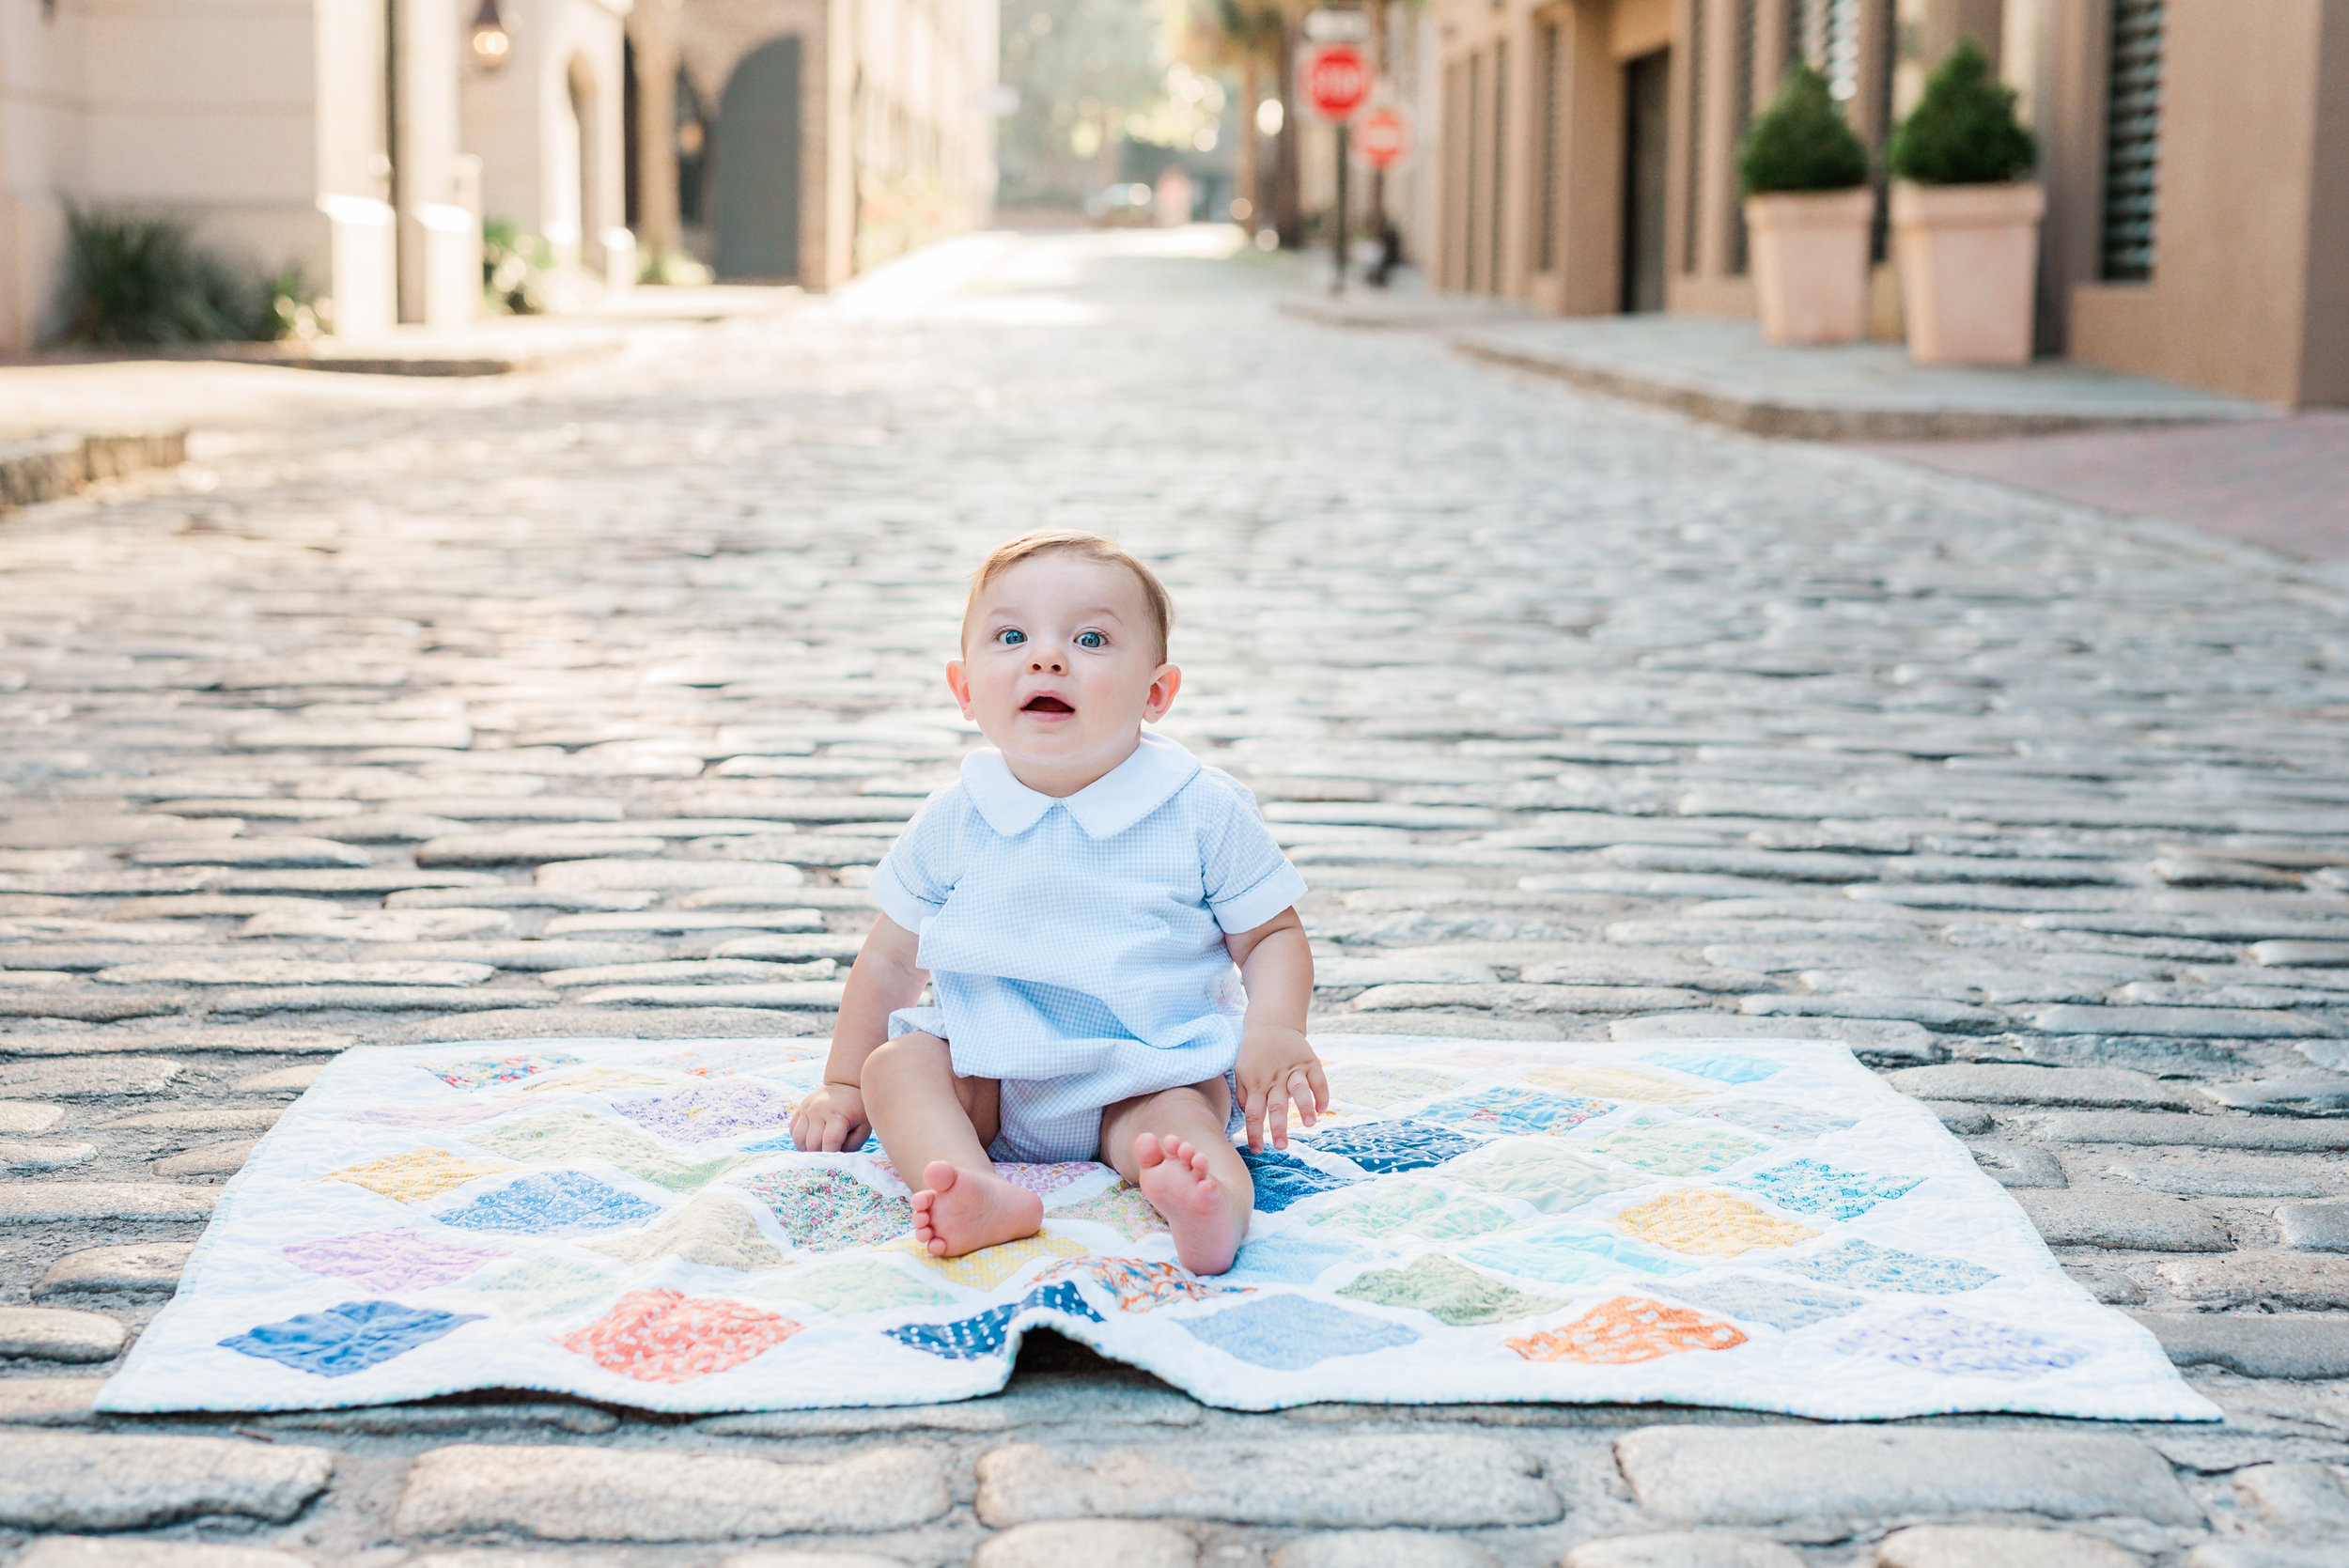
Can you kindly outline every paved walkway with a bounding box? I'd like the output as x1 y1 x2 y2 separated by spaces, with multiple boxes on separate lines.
4 227 2349 1567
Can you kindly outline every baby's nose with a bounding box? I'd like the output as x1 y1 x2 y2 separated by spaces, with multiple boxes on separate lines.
1030 649 1066 673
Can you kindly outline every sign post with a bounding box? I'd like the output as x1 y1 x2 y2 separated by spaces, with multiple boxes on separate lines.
1355 107 1408 287
1302 39 1370 295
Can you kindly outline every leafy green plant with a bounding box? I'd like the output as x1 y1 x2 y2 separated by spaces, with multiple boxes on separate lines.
1739 66 1870 195
55 207 274 344
263 264 323 341
1888 38 2036 185
482 219 552 315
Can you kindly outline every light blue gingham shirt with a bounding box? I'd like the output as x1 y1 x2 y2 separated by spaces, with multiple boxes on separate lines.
868 731 1308 1160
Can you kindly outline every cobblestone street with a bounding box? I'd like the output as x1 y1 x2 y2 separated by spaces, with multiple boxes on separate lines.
6 228 2349 1567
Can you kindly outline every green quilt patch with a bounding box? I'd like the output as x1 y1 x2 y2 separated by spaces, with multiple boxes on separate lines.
1337 1253 1567 1326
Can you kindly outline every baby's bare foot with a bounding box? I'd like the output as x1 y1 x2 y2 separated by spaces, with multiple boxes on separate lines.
910 1160 1045 1258
1136 1133 1245 1275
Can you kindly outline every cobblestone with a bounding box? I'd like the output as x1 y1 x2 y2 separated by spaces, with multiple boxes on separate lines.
1269 1529 1496 1568
0 1304 127 1360
1561 1537 1802 1568
974 1434 1562 1528
972 1520 1199 1568
16 1542 316 1568
0 1433 332 1529
1875 1526 2144 1568
9 231 2349 1561
391 1444 949 1540
1611 1427 2201 1536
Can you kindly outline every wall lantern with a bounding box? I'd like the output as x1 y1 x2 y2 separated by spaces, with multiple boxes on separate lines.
469 0 512 68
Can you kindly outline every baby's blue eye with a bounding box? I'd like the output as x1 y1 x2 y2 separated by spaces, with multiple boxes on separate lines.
1076 630 1106 649
996 629 1026 645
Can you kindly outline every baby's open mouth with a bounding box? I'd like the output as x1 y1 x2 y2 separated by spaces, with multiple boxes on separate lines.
1022 695 1075 713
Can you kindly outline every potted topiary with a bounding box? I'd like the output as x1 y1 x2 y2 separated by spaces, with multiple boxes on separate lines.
1738 65 1874 345
1886 38 2042 365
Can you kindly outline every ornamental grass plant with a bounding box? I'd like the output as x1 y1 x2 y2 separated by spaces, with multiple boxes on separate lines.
1738 65 1869 195
56 207 283 345
1887 38 2036 185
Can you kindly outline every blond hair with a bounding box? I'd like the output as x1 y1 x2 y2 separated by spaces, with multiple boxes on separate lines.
960 531 1174 664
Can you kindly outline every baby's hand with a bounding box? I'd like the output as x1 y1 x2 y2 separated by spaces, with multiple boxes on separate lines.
791 1081 871 1153
1236 1026 1329 1154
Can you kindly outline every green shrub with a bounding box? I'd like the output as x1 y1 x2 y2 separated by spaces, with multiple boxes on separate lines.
1738 65 1870 195
56 207 275 345
482 219 552 315
1888 38 2036 184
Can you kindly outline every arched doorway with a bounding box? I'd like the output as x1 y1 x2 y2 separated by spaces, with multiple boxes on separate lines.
714 37 801 281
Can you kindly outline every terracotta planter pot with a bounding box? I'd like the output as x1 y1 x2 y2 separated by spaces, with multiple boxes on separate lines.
1890 180 2046 366
1744 188 1874 346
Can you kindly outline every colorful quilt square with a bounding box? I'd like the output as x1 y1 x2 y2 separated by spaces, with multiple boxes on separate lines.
1698 1099 1857 1142
220 1299 479 1377
1226 1234 1359 1284
1449 1141 1638 1215
1785 1240 1998 1295
740 1167 913 1251
422 1053 580 1092
1834 1308 2090 1380
1325 1064 1465 1109
1240 1148 1364 1213
1639 1050 1784 1084
584 1192 785 1271
1660 1273 1869 1331
901 1229 1087 1291
559 1287 801 1383
1051 1182 1168 1240
1044 1256 1252 1312
470 1254 619 1320
435 1171 662 1234
769 1257 954 1314
1337 1253 1566 1326
1423 1085 1612 1138
1302 1120 1477 1174
1587 1116 1768 1178
1609 1191 1820 1256
1507 1296 1747 1364
322 1148 516 1203
1307 1182 1517 1242
469 1110 734 1191
1459 1223 1697 1287
1737 1158 1923 1221
885 1281 1103 1360
1180 1294 1419 1369
613 1080 797 1142
280 1229 508 1291
1524 1064 1711 1106
1014 1162 1109 1198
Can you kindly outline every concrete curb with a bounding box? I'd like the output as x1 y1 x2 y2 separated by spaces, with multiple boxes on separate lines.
0 431 186 510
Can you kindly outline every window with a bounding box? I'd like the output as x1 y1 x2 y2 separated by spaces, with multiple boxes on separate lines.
2102 0 2163 281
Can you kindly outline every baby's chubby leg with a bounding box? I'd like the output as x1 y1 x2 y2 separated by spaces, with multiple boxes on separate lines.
861 1032 1042 1257
1101 1079 1252 1276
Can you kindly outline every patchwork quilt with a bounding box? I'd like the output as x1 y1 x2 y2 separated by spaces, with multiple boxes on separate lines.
101 1035 2219 1421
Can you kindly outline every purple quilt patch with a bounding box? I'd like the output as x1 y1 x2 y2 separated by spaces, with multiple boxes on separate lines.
281 1229 509 1290
614 1079 797 1142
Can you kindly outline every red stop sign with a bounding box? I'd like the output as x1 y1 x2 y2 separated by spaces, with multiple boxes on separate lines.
1356 107 1408 169
1303 44 1370 121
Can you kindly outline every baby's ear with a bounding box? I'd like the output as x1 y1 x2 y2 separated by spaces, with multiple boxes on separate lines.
944 660 973 716
1144 662 1182 721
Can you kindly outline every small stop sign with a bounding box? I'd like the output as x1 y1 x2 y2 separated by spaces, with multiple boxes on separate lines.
1356 107 1408 169
1303 44 1370 122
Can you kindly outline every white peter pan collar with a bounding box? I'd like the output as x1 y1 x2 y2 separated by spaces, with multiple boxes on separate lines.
961 731 1203 840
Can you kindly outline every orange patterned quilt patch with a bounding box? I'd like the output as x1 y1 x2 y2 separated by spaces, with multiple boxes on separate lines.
558 1287 802 1383
1507 1295 1748 1364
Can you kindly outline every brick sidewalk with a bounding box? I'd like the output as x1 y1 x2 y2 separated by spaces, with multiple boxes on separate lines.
1866 412 2349 563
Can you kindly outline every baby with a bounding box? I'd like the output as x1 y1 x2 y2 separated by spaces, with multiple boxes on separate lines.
788 530 1325 1275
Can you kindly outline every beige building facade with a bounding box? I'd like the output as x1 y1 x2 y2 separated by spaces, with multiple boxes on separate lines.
628 0 996 289
1425 0 2349 406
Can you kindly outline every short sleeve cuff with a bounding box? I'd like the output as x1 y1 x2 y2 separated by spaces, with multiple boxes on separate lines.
1210 861 1308 935
866 857 943 934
